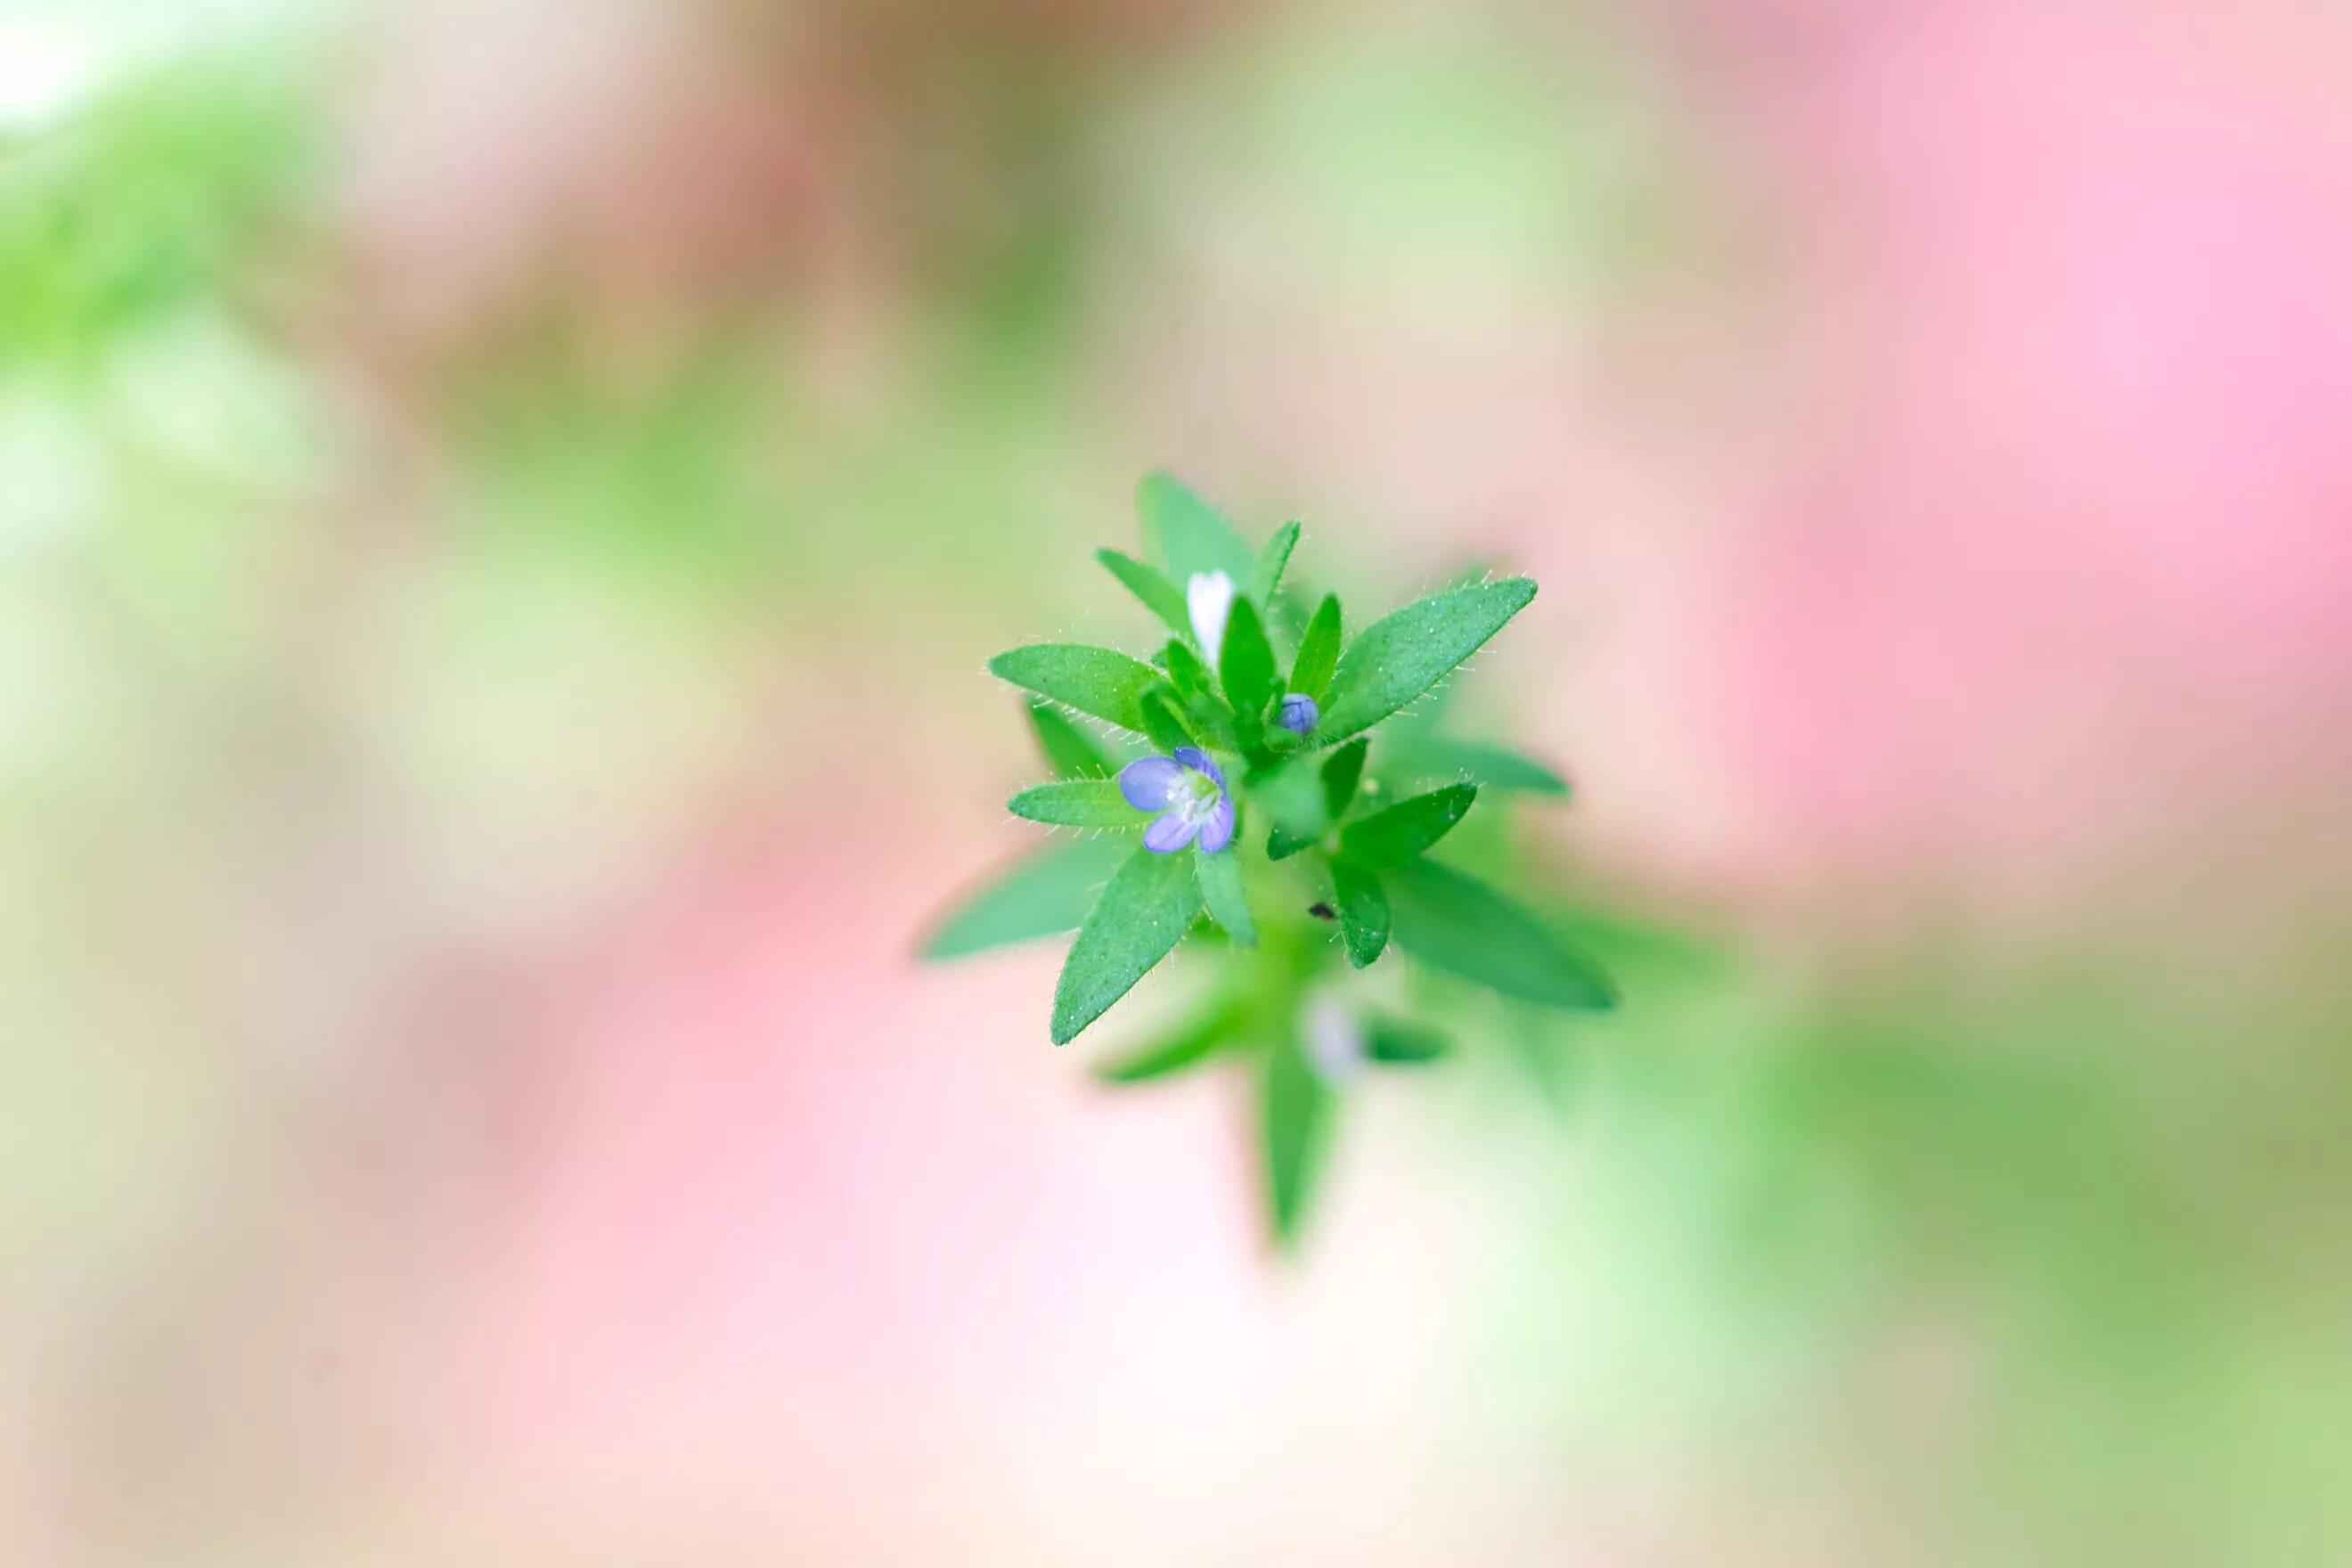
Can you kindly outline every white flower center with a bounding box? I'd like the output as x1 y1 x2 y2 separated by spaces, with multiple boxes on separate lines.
1172 768 1222 821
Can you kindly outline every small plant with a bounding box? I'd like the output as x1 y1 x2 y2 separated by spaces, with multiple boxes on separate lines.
924 472 1619 1249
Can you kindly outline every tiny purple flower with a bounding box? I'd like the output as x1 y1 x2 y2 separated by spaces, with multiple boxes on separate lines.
1117 746 1235 854
1275 692 1319 736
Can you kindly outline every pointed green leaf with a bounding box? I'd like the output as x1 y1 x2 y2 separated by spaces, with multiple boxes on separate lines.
1319 737 1369 820
1382 653 1458 743
1316 579 1537 743
1092 1006 1238 1085
1551 904 1727 983
1051 846 1204 1044
1390 737 1570 796
1267 827 1319 862
1330 859 1391 968
1008 780 1140 828
1339 783 1477 866
1194 844 1256 947
1289 592 1343 701
1025 699 1120 780
1163 638 1214 704
1260 1036 1336 1253
1248 519 1300 606
1363 1013 1453 1065
990 644 1162 733
1218 595 1279 715
1387 859 1618 1010
1139 685 1196 753
920 837 1128 960
1180 693 1238 751
1139 470 1254 585
1096 549 1192 637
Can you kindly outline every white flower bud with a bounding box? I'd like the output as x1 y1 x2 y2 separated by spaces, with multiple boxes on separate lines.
1187 569 1235 655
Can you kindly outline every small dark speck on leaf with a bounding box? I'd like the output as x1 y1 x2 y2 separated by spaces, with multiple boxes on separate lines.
1308 902 1336 920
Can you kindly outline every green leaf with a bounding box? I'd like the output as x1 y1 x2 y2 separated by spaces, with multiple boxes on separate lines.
1138 470 1254 585
1316 578 1537 743
1051 847 1205 1044
1551 904 1727 984
990 645 1162 733
1390 737 1570 796
1338 783 1477 866
1289 592 1343 700
1092 1004 1239 1085
1218 595 1279 715
1139 685 1196 753
1194 844 1256 947
1025 699 1120 780
1267 827 1319 862
1363 1013 1453 1065
1319 737 1369 820
1248 519 1300 606
1381 651 1458 744
1008 780 1139 828
1246 755 1330 841
920 837 1129 960
1387 859 1618 1010
1163 638 1214 704
1096 549 1193 637
1330 859 1391 968
1259 1035 1336 1253
1180 693 1238 751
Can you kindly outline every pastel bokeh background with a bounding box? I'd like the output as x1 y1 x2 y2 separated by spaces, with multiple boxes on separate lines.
7 1 2352 1563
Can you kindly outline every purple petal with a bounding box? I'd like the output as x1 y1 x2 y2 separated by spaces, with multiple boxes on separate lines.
1277 694 1319 735
1118 755 1183 810
1143 810 1202 853
1196 796 1236 854
1172 747 1225 788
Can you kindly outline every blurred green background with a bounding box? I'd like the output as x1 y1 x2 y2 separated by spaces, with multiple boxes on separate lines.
6 1 2352 1564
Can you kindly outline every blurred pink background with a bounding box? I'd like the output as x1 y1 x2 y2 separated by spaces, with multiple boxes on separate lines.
5 0 2351 1563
